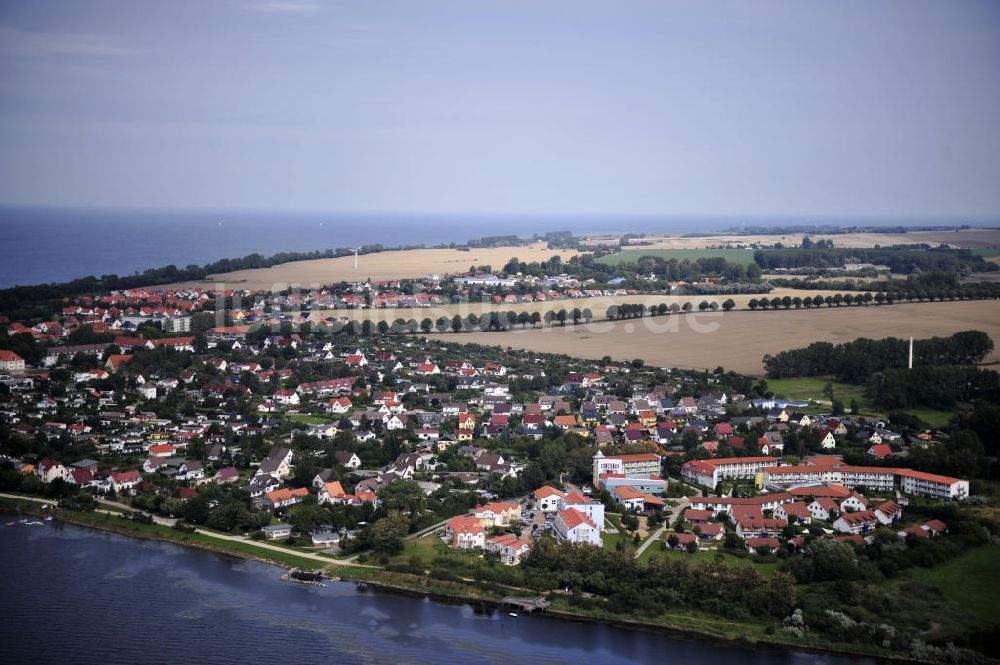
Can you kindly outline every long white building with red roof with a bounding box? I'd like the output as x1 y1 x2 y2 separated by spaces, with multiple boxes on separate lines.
592 451 662 488
762 463 968 500
681 456 780 489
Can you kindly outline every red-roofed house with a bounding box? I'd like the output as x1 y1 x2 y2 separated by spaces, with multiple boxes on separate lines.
554 508 602 546
446 515 485 549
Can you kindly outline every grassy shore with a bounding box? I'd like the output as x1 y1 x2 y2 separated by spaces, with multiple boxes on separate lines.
0 494 925 662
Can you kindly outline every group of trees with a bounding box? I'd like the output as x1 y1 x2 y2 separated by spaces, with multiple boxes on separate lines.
763 331 994 383
752 247 994 274
866 366 1000 410
522 537 796 620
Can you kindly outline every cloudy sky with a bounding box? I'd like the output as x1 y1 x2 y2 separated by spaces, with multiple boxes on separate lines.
0 0 998 219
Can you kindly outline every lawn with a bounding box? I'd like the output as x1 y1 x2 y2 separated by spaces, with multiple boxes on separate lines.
765 376 956 428
596 248 758 266
764 376 868 409
288 414 332 425
908 545 1000 622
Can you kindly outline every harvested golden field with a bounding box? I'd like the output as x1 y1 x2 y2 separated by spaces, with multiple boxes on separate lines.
444 300 1000 376
161 242 581 291
580 227 1000 250
307 288 852 324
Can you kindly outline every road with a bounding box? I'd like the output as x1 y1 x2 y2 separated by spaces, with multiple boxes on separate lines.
3 493 364 567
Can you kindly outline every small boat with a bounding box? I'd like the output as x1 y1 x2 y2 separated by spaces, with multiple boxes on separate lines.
25 521 44 527
45 516 54 521
508 612 518 618
5 521 15 526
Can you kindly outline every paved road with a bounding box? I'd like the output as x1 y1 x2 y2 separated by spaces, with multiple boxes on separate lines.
3 492 363 567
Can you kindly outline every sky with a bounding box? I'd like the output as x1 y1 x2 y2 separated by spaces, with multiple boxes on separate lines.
0 0 998 220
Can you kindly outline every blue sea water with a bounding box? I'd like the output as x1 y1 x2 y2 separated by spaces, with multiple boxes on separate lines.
0 206 976 289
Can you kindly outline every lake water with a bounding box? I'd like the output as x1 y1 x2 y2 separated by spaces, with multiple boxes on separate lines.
0 516 874 665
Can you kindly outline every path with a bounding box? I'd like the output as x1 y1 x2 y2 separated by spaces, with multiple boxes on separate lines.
634 496 690 559
2 493 364 567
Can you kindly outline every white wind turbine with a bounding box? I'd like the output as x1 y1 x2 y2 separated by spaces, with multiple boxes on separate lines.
353 248 361 270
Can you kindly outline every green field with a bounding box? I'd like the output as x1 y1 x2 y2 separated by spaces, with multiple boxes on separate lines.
764 376 869 409
765 376 954 427
596 248 757 266
909 545 1000 622
288 414 332 425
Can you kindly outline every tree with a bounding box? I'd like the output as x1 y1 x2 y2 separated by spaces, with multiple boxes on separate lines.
722 299 736 311
685 540 698 554
748 299 759 311
355 513 408 559
451 314 463 333
420 318 433 334
667 533 679 550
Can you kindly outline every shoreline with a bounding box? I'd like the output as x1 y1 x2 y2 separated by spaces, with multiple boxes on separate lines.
2 496 908 664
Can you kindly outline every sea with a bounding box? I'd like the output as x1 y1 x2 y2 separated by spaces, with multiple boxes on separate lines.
0 205 969 289
0 516 875 665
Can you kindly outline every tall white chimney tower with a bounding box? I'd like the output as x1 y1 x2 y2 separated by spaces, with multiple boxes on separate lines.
908 336 913 370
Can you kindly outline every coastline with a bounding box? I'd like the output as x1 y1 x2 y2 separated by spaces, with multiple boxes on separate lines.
2 496 907 664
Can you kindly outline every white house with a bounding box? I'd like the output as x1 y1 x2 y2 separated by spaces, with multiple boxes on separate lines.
533 485 565 513
554 508 602 546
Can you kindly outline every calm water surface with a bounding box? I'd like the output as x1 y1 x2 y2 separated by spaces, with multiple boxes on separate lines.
0 516 875 665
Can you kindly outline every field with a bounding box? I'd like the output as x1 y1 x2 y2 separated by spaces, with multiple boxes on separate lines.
449 301 1000 376
595 248 757 266
307 288 855 325
764 376 954 426
908 546 1000 622
158 242 581 291
580 227 1000 250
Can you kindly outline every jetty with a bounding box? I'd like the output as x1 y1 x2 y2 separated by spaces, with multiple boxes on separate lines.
502 597 550 614
280 568 329 588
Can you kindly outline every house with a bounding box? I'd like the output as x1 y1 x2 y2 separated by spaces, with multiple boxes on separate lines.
833 509 879 534
734 514 786 539
820 431 837 449
554 508 602 546
328 396 353 414
310 529 340 547
475 502 521 527
745 537 781 554
110 470 141 494
36 458 69 483
485 534 531 565
867 444 892 459
148 443 175 458
695 522 724 541
533 485 565 512
446 515 485 549
457 413 476 431
0 350 25 374
262 524 293 540
664 531 699 551
215 467 239 484
273 389 300 406
684 509 712 524
874 500 903 525
67 467 98 487
333 450 362 469
265 487 309 509
612 486 646 512
840 493 869 513
807 498 840 521
318 481 347 505
774 502 811 525
559 493 605 527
